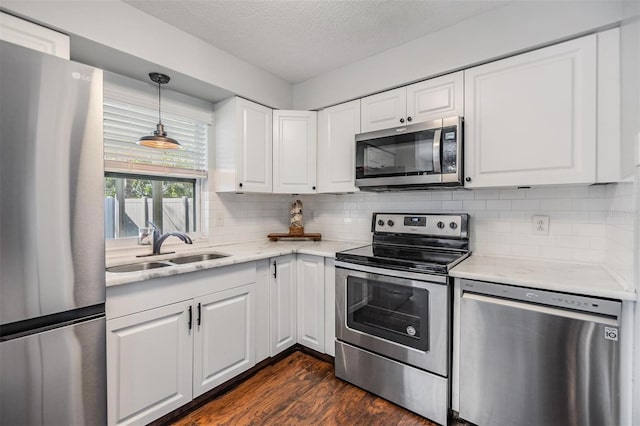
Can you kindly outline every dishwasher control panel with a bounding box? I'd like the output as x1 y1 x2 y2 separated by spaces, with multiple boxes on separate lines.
461 279 621 318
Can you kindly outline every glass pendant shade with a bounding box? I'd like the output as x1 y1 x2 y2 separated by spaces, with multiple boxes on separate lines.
137 72 181 149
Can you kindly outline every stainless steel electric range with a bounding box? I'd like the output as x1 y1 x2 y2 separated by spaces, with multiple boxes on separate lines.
334 212 470 425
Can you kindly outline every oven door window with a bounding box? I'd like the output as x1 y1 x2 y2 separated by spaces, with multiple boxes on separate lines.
346 275 429 351
356 130 437 179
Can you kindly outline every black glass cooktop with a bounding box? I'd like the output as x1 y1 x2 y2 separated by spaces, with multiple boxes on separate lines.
336 244 469 274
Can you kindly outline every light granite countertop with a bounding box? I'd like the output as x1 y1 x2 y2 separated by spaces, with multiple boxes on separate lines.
450 255 637 301
105 239 368 287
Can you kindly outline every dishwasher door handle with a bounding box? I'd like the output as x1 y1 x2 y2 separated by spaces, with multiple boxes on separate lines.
461 292 619 326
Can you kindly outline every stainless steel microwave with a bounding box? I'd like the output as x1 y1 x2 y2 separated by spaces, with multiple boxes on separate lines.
355 116 463 191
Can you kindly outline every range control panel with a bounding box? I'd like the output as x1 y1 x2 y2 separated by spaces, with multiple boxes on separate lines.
373 213 468 238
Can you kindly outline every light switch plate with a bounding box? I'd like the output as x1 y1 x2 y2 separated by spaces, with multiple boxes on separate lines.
532 215 550 235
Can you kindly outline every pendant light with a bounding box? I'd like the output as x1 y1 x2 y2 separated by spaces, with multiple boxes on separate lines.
137 72 181 149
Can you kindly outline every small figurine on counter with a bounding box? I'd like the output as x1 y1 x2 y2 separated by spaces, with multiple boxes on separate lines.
289 199 304 236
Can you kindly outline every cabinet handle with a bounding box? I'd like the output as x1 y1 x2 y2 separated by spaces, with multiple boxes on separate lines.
399 118 405 123
465 177 472 182
197 303 201 326
407 116 412 122
188 306 192 330
239 182 243 188
273 260 277 279
312 186 316 190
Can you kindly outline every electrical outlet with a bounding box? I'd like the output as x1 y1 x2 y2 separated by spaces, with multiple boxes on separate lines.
532 215 550 235
215 211 224 227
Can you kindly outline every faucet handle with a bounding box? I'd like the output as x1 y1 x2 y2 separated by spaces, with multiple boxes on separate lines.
138 227 153 245
147 221 160 233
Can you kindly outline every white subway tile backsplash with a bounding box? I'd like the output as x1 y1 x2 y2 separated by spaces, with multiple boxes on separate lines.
486 200 511 210
452 191 475 200
205 181 635 270
511 199 540 211
463 200 486 211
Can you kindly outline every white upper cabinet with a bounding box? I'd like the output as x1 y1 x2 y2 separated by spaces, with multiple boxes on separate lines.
596 28 622 183
361 71 464 132
464 35 597 188
406 72 464 125
214 97 273 193
360 87 407 132
0 12 70 59
317 100 360 193
273 110 317 194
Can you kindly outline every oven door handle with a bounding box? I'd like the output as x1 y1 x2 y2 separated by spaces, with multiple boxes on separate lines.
335 261 447 285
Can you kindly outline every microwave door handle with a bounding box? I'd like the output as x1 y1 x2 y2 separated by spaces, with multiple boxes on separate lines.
432 129 442 173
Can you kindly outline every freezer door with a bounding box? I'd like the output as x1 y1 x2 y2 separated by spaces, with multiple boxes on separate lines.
0 316 106 426
460 291 620 426
0 41 105 324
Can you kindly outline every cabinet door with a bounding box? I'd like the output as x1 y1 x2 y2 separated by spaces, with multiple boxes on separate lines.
193 284 255 397
269 255 297 356
406 71 463 124
107 301 192 426
464 35 596 187
296 254 325 353
236 98 273 192
324 258 336 357
360 87 407 132
0 12 70 59
317 100 360 193
273 110 317 193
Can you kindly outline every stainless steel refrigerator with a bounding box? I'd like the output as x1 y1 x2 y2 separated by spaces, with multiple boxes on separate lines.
0 41 106 425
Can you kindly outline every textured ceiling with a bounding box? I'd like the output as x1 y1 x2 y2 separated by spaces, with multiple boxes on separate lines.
123 0 510 84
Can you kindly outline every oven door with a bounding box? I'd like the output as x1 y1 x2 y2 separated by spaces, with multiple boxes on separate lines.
335 263 449 375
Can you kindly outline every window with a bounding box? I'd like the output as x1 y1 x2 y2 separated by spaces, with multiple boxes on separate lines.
103 76 211 239
104 173 196 239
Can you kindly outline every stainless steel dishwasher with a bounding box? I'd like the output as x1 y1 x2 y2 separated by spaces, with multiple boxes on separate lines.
459 279 621 426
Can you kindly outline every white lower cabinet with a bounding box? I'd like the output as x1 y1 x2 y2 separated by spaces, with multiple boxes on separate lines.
269 254 297 356
107 301 193 426
107 270 257 426
193 284 255 397
296 254 325 353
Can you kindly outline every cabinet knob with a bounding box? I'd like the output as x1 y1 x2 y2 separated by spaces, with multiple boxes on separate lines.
239 182 243 188
465 177 471 182
312 186 316 190
399 118 405 123
407 116 412 122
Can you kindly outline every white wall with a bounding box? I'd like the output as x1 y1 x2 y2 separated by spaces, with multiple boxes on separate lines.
293 1 622 110
1 0 293 109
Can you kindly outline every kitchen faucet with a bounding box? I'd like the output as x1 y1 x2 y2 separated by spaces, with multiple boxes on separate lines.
147 221 193 255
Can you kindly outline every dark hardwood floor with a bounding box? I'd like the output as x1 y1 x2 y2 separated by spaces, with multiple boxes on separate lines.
171 351 438 425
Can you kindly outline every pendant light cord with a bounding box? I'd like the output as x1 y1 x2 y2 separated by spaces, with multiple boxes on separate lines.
157 81 162 125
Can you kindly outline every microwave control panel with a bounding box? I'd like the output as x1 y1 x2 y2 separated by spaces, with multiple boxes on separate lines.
441 125 458 174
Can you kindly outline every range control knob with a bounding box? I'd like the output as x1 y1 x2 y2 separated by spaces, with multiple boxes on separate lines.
377 219 385 226
450 222 458 229
387 219 395 227
437 221 445 229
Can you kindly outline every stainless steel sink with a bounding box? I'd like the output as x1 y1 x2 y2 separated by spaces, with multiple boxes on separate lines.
168 252 230 264
106 261 171 273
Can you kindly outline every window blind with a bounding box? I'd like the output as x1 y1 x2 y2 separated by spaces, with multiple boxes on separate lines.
103 84 210 179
